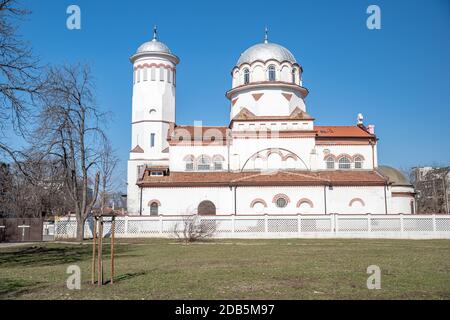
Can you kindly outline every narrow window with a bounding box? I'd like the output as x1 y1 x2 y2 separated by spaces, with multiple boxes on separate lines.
173 69 176 86
167 69 171 83
213 157 223 171
185 158 194 171
292 69 296 83
137 69 141 82
159 68 164 81
150 202 158 216
268 65 276 81
151 67 156 81
143 68 148 81
150 133 155 148
243 68 250 84
338 157 351 169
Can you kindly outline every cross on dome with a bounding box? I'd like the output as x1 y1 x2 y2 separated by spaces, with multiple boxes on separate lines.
152 25 158 41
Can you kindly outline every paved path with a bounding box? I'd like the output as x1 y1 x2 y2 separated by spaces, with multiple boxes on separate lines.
0 242 39 248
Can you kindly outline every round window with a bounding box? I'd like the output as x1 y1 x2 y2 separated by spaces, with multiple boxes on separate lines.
276 198 287 208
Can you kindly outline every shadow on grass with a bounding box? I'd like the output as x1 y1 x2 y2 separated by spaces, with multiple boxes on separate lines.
104 271 148 284
0 278 43 299
0 244 130 268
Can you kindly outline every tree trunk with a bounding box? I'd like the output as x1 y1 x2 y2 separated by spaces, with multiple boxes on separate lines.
76 216 85 241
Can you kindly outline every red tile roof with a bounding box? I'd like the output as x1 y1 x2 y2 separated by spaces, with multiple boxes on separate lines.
138 170 387 188
314 125 374 138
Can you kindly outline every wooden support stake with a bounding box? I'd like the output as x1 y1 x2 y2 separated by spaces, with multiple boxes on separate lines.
97 217 103 286
111 217 115 285
91 218 97 285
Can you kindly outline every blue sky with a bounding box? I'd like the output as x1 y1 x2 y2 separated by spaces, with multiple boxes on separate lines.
16 0 450 186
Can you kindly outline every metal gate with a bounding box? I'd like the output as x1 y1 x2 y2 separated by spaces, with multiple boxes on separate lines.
0 218 43 242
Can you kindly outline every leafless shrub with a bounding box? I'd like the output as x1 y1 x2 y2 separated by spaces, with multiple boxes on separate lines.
172 214 217 244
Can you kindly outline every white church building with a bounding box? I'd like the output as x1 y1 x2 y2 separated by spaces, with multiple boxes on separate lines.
126 28 416 217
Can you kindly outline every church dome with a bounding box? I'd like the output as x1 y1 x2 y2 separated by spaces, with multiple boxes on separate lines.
237 42 297 66
131 26 179 65
136 39 171 54
378 166 412 186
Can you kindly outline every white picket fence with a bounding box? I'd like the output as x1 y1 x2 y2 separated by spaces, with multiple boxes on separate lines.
54 214 450 240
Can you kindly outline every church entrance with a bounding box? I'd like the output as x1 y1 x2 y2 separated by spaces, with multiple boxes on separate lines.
198 201 216 216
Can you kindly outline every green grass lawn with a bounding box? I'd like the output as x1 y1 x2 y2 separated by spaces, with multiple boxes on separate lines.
0 238 450 300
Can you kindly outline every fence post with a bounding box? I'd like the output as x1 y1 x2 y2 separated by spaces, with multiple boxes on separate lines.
231 215 235 236
335 214 339 234
432 214 436 232
368 214 372 233
297 214 301 237
124 216 129 237
159 215 163 235
264 214 268 236
330 214 335 233
400 214 404 234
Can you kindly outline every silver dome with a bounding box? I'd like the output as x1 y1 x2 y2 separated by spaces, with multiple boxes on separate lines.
237 42 297 66
136 39 171 54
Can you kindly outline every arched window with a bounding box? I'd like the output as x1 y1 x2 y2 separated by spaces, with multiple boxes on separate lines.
338 157 351 169
250 199 267 214
197 155 211 171
243 68 250 84
198 200 216 216
213 155 225 171
292 69 296 83
150 202 159 216
325 156 335 169
273 194 290 208
349 198 365 207
184 155 194 171
354 156 363 169
268 65 276 81
276 198 287 208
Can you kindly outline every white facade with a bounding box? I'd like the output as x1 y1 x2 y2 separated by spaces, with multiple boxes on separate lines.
127 30 415 217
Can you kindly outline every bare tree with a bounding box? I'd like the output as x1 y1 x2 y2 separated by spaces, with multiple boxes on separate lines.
99 139 118 214
0 0 44 161
32 64 107 240
410 166 450 214
0 158 70 218
172 213 217 244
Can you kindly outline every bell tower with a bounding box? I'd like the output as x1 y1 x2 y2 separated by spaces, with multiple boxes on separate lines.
127 26 180 214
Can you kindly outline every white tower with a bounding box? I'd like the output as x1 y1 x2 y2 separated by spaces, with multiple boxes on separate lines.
127 26 180 215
